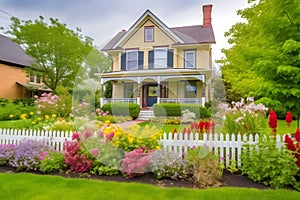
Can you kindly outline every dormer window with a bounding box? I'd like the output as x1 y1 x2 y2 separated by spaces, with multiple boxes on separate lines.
144 26 154 42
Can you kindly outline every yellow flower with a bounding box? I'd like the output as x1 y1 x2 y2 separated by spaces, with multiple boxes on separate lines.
29 112 34 115
37 117 42 121
52 114 57 118
20 113 27 120
113 140 120 147
45 115 50 120
156 146 161 150
128 136 134 144
32 121 36 124
9 114 14 118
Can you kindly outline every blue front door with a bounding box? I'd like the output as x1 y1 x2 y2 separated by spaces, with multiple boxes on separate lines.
147 85 158 107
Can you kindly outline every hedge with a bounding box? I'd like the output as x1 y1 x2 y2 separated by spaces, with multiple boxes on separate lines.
153 103 210 118
101 103 140 120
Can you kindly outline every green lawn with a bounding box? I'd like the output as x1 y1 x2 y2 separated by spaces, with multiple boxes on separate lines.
0 119 298 136
0 173 298 200
0 120 27 129
138 120 299 136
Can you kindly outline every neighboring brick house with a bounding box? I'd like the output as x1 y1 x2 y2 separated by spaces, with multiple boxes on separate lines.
0 34 51 99
100 4 215 108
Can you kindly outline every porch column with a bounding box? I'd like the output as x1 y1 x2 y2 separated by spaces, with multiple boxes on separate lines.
100 78 104 106
201 75 205 107
157 76 160 104
137 77 141 105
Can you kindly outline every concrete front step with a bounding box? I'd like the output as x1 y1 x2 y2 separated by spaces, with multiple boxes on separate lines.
137 110 155 120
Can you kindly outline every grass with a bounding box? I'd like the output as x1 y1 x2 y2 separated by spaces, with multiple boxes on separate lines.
137 120 299 136
0 118 298 136
0 120 27 129
0 173 299 200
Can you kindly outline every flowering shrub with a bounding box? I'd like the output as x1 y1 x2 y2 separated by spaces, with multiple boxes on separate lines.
122 147 153 178
285 111 293 127
186 146 222 188
150 149 190 180
220 97 267 135
9 139 52 171
150 117 181 124
285 129 300 167
39 151 66 173
64 138 93 173
0 144 15 165
102 122 162 152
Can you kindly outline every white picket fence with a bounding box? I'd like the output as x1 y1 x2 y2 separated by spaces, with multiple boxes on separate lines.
0 128 286 168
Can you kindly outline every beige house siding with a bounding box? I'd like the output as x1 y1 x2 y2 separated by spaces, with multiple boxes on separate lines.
112 82 123 98
0 63 28 99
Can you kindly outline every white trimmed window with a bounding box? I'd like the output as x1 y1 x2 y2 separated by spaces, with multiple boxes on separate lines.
126 50 138 70
154 47 167 68
144 27 154 42
185 50 196 68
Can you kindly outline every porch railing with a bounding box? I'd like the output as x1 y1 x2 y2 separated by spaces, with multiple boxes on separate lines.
160 98 203 105
103 98 137 104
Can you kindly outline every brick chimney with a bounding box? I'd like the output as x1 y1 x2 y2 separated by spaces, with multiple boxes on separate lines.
203 4 212 27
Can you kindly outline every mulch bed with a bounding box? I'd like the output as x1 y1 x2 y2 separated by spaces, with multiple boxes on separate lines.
0 166 271 189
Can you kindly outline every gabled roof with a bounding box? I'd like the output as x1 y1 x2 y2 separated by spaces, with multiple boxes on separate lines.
102 9 215 51
0 34 34 67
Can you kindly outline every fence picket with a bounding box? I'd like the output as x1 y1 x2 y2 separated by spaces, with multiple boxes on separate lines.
0 129 286 168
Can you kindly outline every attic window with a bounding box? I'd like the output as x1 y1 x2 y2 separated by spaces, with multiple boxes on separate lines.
144 26 154 42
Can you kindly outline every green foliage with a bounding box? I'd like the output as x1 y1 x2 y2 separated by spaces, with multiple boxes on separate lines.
219 0 300 114
0 100 35 120
39 151 66 173
101 103 140 119
5 16 100 91
90 161 119 176
153 103 210 118
241 137 300 190
186 146 222 188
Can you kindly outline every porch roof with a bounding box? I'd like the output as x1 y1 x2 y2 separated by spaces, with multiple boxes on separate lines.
98 69 208 83
98 68 211 78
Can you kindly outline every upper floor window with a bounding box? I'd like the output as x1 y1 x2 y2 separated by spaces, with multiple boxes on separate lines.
121 50 144 71
154 47 167 68
185 50 196 68
144 26 154 42
29 72 42 84
126 50 138 70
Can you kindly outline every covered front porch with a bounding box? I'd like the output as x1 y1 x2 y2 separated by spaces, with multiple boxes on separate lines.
99 69 210 108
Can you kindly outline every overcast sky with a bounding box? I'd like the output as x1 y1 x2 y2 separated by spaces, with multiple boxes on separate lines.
0 0 250 63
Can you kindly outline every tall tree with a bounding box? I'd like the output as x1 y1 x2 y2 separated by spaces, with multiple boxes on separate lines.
219 0 300 117
6 16 96 91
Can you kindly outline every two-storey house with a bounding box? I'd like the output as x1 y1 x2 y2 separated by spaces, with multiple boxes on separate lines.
0 34 51 99
100 4 215 109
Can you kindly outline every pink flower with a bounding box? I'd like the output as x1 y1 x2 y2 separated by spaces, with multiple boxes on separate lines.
95 108 101 113
90 148 99 157
106 132 115 141
84 130 92 138
72 132 80 140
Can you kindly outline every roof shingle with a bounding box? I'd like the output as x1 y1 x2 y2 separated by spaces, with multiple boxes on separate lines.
0 34 34 67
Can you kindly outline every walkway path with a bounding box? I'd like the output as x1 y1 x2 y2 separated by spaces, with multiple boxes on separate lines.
115 120 146 129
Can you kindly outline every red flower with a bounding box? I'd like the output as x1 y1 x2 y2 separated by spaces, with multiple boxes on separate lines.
211 121 216 134
285 112 293 127
199 121 205 133
268 108 277 134
205 121 211 133
295 129 300 143
190 123 195 130
173 128 177 134
183 127 187 134
187 128 191 135
285 134 296 151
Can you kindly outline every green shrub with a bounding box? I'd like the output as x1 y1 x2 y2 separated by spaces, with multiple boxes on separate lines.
0 101 35 120
153 103 210 118
101 103 140 119
39 151 66 173
241 137 300 190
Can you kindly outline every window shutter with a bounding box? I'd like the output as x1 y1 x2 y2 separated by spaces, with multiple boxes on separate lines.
167 49 173 68
138 51 144 70
148 50 154 69
121 53 126 71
